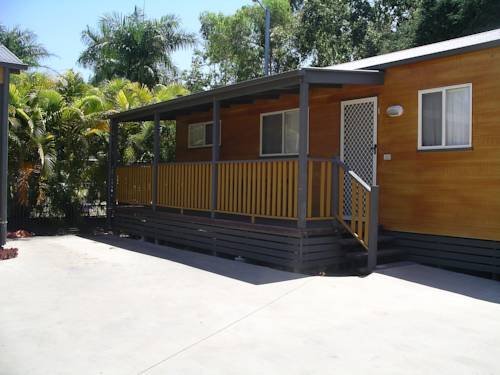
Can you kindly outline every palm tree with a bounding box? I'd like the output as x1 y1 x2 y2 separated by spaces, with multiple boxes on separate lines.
8 70 188 222
0 24 51 67
8 78 56 207
78 7 196 87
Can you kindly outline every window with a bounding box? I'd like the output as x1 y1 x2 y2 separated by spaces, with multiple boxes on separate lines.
261 109 303 156
188 122 215 148
418 84 472 150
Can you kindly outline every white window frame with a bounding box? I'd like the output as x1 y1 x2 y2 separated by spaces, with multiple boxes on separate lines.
259 108 309 157
187 121 221 149
418 83 472 150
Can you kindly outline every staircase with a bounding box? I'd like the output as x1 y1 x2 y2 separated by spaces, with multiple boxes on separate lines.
339 226 407 273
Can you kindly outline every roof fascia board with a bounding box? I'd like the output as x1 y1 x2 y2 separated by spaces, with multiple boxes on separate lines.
304 69 384 85
0 62 28 71
365 39 500 70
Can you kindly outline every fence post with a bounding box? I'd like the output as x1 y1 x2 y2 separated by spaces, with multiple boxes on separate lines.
367 185 379 271
297 79 309 229
152 111 160 211
211 98 220 218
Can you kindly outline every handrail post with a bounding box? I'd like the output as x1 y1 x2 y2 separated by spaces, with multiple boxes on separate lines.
367 185 379 271
331 159 339 218
107 118 118 230
211 98 220 218
297 79 309 229
152 111 160 211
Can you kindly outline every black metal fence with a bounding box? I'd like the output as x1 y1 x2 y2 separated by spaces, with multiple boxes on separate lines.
7 201 107 235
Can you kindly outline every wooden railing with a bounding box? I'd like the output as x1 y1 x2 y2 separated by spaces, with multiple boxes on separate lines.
216 159 298 220
116 164 152 205
307 159 334 220
117 159 378 243
157 162 212 211
115 157 379 269
336 165 372 249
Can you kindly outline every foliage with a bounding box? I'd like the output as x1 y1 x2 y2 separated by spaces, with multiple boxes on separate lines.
78 7 196 87
8 70 187 222
411 0 500 45
0 24 50 67
184 0 301 87
296 0 375 66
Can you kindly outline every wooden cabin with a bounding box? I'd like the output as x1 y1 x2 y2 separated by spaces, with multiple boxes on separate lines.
109 29 500 276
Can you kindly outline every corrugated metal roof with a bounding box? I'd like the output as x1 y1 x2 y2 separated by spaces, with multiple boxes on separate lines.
0 44 28 69
328 28 500 71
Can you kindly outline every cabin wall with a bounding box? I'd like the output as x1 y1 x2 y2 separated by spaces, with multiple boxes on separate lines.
377 46 500 242
175 86 383 161
175 46 500 242
0 67 3 84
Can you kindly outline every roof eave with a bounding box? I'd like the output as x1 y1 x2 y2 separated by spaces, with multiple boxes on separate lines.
0 62 28 72
110 68 384 122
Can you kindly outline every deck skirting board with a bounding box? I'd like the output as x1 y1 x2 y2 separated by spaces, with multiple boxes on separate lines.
113 207 344 272
388 231 500 275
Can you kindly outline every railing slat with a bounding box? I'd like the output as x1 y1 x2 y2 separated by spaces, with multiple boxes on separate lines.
364 190 370 245
266 163 271 216
320 161 326 217
357 187 363 241
351 179 357 233
326 160 332 217
293 161 298 218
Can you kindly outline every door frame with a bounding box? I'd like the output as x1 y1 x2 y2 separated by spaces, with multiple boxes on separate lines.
340 96 378 185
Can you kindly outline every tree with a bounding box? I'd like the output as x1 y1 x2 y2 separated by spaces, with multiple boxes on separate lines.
8 70 188 223
186 0 301 86
78 7 196 87
296 0 377 66
412 0 500 46
0 24 50 67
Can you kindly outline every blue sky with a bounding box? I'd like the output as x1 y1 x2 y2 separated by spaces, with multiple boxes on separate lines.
3 0 249 78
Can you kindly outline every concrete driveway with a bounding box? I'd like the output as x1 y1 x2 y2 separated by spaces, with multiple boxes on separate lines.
1 235 499 375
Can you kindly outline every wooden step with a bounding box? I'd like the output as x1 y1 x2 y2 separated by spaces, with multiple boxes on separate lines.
345 247 406 260
338 235 396 248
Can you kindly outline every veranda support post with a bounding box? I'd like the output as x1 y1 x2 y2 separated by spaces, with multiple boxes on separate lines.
297 80 309 229
152 112 160 211
211 99 220 218
106 119 118 229
0 68 10 246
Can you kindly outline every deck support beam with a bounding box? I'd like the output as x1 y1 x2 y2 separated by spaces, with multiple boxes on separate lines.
211 99 220 218
0 68 10 246
152 112 160 211
107 119 118 229
297 80 309 229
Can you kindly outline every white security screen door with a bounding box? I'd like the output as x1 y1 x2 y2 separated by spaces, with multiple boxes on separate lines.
340 96 377 184
340 97 377 217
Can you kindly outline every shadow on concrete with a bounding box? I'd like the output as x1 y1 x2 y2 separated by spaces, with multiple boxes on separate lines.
81 234 307 286
376 262 500 304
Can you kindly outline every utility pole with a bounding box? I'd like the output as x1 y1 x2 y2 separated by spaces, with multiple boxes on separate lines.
253 0 271 76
